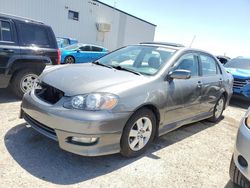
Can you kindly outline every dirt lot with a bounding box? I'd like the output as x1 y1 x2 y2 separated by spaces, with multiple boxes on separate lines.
0 88 249 188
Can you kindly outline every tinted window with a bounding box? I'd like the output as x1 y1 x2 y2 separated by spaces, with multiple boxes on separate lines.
0 21 12 42
200 54 218 76
175 54 198 77
18 23 50 47
225 58 250 70
80 46 91 51
92 46 103 52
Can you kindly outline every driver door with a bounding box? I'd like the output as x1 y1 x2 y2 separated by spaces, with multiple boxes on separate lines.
164 53 202 124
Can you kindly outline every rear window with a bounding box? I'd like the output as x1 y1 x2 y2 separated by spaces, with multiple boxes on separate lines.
17 23 50 47
92 46 103 52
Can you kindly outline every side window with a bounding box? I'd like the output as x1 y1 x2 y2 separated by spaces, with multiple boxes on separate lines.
18 23 50 47
200 54 218 76
175 54 199 77
92 46 103 52
0 21 12 42
80 46 91 51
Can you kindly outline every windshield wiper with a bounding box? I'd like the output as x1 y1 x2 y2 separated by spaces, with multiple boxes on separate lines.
112 65 141 76
92 61 113 69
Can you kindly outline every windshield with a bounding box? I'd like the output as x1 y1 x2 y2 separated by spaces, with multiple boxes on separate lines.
225 58 250 70
64 43 83 50
97 45 176 75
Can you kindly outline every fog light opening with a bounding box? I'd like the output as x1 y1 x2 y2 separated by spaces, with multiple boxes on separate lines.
67 136 98 145
238 155 248 168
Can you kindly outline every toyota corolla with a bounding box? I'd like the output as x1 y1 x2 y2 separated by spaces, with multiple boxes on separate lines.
20 42 233 157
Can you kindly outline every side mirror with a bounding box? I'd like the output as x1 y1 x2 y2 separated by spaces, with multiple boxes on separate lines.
167 69 191 80
76 49 80 53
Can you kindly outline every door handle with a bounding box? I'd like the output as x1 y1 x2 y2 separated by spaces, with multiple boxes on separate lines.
197 81 203 88
2 49 14 53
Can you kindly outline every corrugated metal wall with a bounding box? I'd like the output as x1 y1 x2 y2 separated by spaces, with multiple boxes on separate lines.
0 0 156 50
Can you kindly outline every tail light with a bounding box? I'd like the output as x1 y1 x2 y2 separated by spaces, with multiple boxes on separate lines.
57 49 61 65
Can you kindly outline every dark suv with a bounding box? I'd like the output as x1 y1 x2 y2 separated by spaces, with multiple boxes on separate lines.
0 13 60 97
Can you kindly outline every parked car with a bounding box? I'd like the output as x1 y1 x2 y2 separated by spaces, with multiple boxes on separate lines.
230 108 250 187
56 37 78 48
224 57 250 100
0 13 60 98
60 43 108 64
20 42 233 157
216 55 231 65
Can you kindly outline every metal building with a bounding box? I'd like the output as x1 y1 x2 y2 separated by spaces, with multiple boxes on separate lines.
0 0 156 50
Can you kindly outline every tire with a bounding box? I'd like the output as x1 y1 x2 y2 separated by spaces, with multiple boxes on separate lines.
120 108 156 158
64 56 75 64
11 69 39 98
208 95 225 123
229 155 250 188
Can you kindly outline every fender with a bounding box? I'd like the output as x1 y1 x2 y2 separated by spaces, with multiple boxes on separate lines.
5 55 52 75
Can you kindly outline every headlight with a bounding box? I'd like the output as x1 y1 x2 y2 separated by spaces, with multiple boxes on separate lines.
64 93 118 111
246 80 250 84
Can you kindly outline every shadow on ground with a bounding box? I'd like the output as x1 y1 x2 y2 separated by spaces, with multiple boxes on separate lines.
229 96 249 110
5 120 215 185
0 88 19 103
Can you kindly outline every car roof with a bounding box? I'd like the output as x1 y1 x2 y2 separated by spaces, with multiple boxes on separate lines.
0 12 44 25
138 42 215 56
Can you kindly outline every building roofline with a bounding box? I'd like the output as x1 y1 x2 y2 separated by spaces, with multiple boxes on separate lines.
94 0 157 27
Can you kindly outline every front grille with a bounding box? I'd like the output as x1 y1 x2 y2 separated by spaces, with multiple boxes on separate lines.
233 78 247 89
35 82 64 104
24 113 57 141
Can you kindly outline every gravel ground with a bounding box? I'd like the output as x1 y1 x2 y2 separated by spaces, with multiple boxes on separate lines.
0 88 248 188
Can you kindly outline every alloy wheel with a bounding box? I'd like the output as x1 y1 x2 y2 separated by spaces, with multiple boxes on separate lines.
128 117 153 151
215 98 224 119
20 74 38 93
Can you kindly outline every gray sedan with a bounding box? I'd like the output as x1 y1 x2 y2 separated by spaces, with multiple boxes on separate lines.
20 42 233 157
230 108 250 187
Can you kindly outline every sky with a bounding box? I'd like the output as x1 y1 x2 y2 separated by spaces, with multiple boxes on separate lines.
101 0 250 58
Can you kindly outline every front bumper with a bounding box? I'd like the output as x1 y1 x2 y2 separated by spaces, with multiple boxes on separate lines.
233 109 250 180
21 91 131 156
233 84 250 99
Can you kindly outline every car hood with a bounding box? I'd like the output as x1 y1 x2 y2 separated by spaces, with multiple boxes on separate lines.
225 67 250 79
40 64 148 96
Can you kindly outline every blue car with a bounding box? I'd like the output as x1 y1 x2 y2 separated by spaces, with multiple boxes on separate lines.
225 57 250 99
61 43 108 64
56 37 78 48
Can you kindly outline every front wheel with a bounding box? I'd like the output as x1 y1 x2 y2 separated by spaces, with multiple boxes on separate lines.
208 95 225 122
120 108 156 158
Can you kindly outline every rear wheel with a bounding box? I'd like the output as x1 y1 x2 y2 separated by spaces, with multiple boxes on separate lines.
11 69 39 98
208 95 225 122
120 108 156 158
64 56 75 64
229 155 250 188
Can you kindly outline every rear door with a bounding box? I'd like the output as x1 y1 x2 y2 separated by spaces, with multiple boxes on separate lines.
199 53 223 113
89 46 107 61
0 19 19 70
